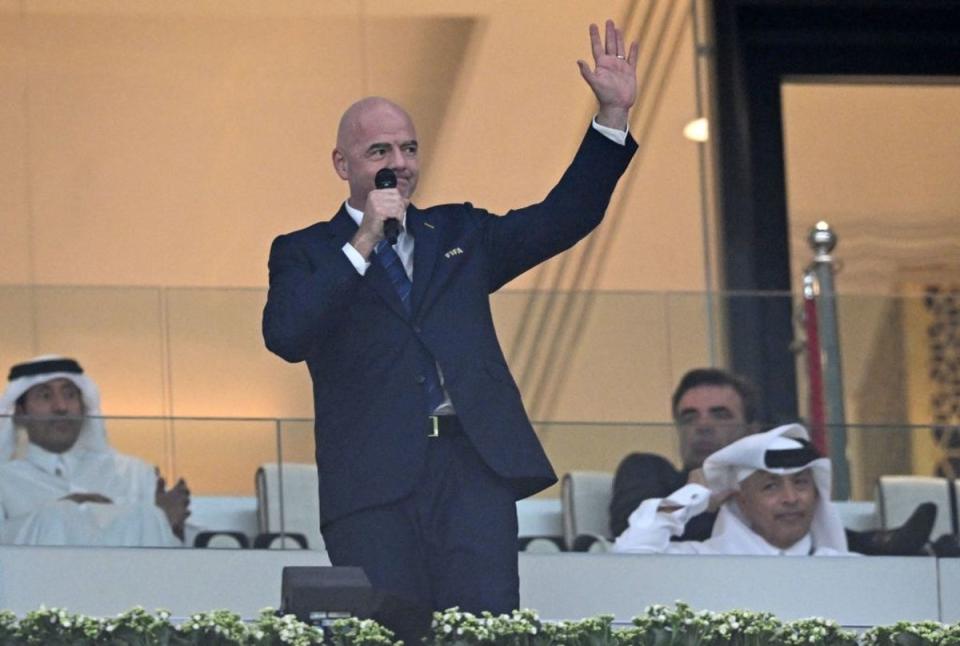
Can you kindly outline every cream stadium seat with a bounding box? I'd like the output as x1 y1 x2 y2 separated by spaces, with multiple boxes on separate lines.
255 463 324 551
876 475 954 540
561 471 614 551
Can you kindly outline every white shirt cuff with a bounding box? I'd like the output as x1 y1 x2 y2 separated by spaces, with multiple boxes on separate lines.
661 483 712 523
591 117 628 146
342 242 371 276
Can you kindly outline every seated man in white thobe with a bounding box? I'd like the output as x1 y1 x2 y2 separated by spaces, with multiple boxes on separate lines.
0 355 189 547
612 423 849 556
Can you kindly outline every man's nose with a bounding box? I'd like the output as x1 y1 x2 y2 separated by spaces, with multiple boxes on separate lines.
387 147 407 170
781 482 800 504
51 394 70 414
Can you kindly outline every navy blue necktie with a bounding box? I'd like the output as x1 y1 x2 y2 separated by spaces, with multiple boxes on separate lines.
375 240 445 413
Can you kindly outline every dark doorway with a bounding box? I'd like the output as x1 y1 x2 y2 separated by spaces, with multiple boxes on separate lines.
712 0 960 422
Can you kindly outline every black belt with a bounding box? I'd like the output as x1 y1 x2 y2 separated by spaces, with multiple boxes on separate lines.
427 415 463 438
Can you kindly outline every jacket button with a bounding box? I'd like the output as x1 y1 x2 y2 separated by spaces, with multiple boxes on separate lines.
416 375 426 384
413 325 422 333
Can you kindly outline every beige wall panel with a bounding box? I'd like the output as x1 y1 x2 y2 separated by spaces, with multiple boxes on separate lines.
278 419 315 466
536 422 678 497
590 23 706 293
412 1 707 294
101 418 172 481
0 8 32 285
22 0 355 18
170 418 278 495
8 0 707 293
665 293 714 379
0 287 40 374
26 287 167 415
165 288 313 418
22 8 363 287
783 84 960 296
493 293 677 423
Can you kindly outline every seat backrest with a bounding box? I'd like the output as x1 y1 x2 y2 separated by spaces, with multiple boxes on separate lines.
876 475 954 539
561 471 614 550
255 463 324 551
832 500 879 532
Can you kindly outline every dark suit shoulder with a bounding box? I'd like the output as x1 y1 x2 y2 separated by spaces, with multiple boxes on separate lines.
274 218 335 242
414 201 488 220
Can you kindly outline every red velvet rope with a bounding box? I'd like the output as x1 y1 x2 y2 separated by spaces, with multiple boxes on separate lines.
804 295 827 455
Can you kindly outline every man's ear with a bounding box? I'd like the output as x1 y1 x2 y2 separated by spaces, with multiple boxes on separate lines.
332 148 349 180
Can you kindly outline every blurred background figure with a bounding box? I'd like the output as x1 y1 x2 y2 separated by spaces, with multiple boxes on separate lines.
0 355 189 547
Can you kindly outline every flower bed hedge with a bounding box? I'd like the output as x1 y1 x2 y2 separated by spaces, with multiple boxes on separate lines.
0 603 958 645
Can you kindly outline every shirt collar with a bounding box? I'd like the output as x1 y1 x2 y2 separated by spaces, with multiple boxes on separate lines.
779 533 814 556
25 442 70 476
343 201 407 233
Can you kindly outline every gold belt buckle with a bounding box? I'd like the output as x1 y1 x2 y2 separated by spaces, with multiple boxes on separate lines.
428 415 440 438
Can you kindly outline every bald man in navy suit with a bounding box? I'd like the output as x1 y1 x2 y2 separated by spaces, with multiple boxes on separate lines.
263 19 639 615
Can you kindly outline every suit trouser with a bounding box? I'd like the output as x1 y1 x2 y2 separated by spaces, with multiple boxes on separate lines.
321 429 520 615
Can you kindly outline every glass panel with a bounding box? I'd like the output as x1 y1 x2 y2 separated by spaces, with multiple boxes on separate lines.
0 285 168 417
536 422 679 499
0 415 276 550
271 418 319 550
1 285 955 546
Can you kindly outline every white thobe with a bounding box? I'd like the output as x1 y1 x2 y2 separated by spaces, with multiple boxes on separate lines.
0 444 180 547
612 484 848 556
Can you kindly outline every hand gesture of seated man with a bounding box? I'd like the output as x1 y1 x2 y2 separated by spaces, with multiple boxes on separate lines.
610 368 935 555
612 424 849 555
0 355 189 547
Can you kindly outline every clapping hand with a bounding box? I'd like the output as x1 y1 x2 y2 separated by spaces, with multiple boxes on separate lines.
156 475 191 540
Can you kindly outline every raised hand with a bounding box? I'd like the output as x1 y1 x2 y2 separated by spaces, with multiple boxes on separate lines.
576 19 639 131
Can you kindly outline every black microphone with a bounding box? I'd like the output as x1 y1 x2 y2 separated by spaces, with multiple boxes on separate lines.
374 168 400 246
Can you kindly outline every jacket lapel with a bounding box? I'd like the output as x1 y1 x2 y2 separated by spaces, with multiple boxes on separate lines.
408 205 439 315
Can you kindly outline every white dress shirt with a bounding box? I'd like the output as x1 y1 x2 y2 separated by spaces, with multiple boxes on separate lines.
0 443 180 547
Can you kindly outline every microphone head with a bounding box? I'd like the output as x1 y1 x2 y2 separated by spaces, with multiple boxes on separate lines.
375 168 398 189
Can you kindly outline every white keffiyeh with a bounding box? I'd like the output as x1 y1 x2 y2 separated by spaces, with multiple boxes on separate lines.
0 355 110 461
613 424 849 555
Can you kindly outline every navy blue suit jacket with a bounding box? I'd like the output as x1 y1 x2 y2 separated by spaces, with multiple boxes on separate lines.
263 126 637 524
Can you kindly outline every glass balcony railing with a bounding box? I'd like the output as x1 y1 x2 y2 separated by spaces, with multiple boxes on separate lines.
0 414 951 550
0 284 955 548
2 285 947 427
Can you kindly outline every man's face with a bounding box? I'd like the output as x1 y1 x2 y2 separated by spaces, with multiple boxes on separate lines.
735 469 818 550
332 101 420 209
675 384 748 470
15 377 85 454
